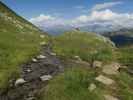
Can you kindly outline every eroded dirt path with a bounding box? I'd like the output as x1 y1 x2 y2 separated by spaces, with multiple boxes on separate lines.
0 43 64 100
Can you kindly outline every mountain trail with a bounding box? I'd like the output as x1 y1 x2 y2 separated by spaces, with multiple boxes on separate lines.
0 43 64 100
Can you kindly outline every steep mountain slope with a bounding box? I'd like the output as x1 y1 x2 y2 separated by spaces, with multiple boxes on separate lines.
0 1 47 90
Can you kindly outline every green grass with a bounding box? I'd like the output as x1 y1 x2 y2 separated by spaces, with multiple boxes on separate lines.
115 72 133 100
52 30 115 62
38 66 133 100
0 2 48 90
38 67 104 100
116 46 133 67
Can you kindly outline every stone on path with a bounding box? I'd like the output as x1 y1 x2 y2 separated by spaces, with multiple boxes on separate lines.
26 69 32 73
95 75 115 85
32 58 37 62
40 75 52 81
93 61 102 68
15 78 26 86
88 83 96 92
104 95 119 100
37 55 46 59
103 62 121 75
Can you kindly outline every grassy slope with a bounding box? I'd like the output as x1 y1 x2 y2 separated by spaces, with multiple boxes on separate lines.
39 67 104 100
52 30 115 62
39 66 133 100
0 2 47 90
116 46 133 67
39 31 133 100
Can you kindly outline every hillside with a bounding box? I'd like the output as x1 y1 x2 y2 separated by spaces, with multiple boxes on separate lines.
52 30 115 62
38 31 133 100
0 1 47 90
0 1 133 100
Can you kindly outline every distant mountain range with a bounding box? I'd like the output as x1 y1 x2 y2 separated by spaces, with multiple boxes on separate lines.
102 29 133 46
39 22 133 36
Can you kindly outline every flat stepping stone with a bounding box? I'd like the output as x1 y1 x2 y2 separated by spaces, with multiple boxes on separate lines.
95 75 115 85
102 62 121 75
104 95 119 100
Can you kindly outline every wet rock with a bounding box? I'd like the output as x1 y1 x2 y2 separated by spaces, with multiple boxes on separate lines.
93 61 102 68
15 78 26 86
37 55 46 59
103 62 121 75
88 83 96 92
40 75 52 81
32 58 38 62
104 94 119 100
95 75 114 85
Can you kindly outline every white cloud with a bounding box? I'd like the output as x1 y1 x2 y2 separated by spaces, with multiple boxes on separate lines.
29 14 65 29
30 10 133 33
92 1 123 11
71 9 133 29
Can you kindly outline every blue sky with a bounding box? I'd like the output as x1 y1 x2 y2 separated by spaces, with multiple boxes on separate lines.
1 0 133 19
1 0 133 34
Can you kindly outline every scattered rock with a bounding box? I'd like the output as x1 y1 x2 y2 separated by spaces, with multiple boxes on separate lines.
40 41 46 45
32 58 37 62
103 62 121 75
74 56 82 61
15 78 26 86
88 83 96 92
95 75 115 85
37 55 46 59
40 35 45 38
93 61 102 68
26 69 32 73
50 52 56 56
104 94 119 100
40 75 52 81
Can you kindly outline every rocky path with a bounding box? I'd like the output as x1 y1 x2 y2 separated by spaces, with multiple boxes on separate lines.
0 43 64 100
91 61 122 100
